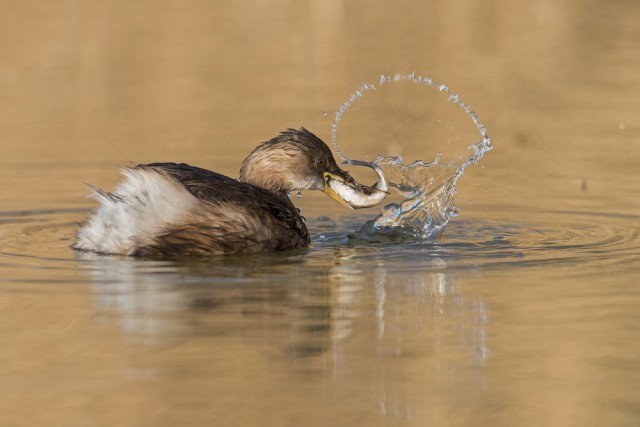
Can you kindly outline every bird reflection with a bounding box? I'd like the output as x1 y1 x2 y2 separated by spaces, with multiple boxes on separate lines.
79 246 488 421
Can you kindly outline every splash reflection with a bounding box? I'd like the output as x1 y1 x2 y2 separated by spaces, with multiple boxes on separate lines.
327 255 489 420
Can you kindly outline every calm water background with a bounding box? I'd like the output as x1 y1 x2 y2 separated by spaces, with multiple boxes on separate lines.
1 1 640 426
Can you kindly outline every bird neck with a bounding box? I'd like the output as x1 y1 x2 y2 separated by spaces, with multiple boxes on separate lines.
239 145 298 194
238 167 296 207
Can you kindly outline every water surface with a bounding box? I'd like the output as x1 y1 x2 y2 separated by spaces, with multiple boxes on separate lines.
1 1 640 426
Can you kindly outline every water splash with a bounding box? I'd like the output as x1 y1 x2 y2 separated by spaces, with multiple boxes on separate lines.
331 72 492 241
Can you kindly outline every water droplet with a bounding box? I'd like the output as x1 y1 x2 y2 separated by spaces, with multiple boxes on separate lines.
322 111 328 116
330 72 492 240
296 190 302 198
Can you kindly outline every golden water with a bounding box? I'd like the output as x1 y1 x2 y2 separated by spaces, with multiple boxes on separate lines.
1 1 640 426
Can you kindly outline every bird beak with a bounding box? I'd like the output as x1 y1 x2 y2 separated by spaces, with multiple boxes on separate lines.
323 171 355 210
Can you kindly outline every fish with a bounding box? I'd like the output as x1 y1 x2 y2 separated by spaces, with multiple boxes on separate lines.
326 160 389 209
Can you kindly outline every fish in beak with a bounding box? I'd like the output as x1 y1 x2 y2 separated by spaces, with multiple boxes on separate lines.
323 160 389 209
323 168 356 209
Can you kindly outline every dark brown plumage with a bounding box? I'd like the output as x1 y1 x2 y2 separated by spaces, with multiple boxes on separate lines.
74 128 357 257
132 162 310 256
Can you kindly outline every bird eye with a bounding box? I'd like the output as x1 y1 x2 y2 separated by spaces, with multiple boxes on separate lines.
315 158 327 169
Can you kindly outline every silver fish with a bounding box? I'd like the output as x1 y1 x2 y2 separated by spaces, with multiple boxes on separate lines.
326 160 389 209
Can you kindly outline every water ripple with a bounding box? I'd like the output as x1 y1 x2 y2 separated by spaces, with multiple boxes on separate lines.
0 208 638 288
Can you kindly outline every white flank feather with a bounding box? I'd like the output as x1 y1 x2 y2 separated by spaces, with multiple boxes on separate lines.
74 167 197 255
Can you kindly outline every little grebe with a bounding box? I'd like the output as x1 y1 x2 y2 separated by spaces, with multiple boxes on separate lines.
73 128 387 256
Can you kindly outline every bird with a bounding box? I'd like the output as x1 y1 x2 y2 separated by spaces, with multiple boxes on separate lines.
73 128 387 257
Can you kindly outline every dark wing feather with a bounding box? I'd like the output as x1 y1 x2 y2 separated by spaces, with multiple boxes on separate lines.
133 163 309 256
140 162 258 204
